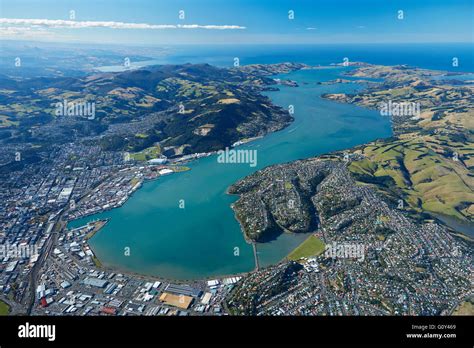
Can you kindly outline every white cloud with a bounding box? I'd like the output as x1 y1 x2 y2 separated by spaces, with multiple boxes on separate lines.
0 26 61 39
306 27 317 30
0 18 246 30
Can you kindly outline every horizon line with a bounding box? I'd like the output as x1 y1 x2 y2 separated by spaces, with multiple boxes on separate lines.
1 39 473 46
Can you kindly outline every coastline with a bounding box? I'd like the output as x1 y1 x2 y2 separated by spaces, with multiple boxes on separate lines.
84 219 110 240
71 61 471 282
320 63 473 229
431 213 474 241
73 63 388 279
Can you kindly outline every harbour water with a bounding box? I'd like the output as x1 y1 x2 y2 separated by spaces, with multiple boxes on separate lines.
69 66 392 279
432 214 474 239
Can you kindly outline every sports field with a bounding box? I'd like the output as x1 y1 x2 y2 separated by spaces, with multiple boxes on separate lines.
287 235 325 261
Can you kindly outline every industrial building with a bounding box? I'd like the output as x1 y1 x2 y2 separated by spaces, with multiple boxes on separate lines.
164 283 202 298
159 292 193 310
83 277 108 288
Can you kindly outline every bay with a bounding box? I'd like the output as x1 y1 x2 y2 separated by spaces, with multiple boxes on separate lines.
69 66 392 280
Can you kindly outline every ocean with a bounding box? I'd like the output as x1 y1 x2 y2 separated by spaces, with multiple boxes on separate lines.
97 43 474 73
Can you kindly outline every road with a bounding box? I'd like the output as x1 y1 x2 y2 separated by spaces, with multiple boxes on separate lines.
252 242 260 271
23 219 63 315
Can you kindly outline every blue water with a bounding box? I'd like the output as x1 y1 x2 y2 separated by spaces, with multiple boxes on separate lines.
74 43 474 280
432 73 474 81
97 43 474 73
70 65 392 280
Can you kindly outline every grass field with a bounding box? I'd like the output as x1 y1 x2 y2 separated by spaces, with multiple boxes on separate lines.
0 115 19 128
453 300 474 315
349 134 474 221
92 256 102 268
130 145 162 161
0 300 10 315
328 66 474 223
287 235 325 261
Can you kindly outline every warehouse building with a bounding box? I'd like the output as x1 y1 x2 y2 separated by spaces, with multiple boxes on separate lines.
164 283 202 298
83 277 108 288
159 292 193 309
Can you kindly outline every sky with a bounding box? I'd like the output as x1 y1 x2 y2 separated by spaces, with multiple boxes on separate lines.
0 0 473 44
